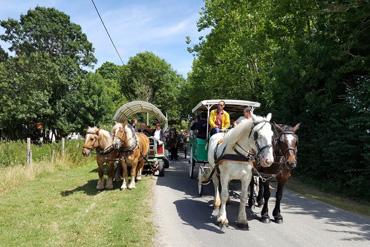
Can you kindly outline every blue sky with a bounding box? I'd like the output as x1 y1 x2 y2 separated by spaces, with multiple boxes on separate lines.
0 0 205 77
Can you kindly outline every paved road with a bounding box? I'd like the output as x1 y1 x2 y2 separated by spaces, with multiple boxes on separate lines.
152 157 370 247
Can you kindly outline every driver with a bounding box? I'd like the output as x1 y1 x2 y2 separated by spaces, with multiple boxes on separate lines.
209 100 230 136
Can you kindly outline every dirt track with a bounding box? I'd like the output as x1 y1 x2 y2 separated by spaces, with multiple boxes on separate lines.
153 156 370 247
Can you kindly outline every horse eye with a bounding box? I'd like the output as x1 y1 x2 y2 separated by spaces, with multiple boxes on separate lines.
90 137 94 141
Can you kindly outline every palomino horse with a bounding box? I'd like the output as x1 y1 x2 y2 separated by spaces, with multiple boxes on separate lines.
208 113 274 230
112 122 149 190
166 127 178 160
248 123 300 223
82 127 120 190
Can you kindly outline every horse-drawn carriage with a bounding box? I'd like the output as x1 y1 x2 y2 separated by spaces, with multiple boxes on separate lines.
188 99 261 195
113 100 169 176
188 99 300 228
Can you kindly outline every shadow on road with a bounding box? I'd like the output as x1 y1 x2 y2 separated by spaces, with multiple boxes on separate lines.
281 190 370 241
156 157 260 232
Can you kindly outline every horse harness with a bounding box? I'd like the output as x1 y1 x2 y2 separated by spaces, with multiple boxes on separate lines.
252 130 298 182
202 120 272 185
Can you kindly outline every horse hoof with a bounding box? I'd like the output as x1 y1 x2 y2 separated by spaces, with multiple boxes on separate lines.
274 218 283 224
218 222 229 231
261 216 271 223
136 176 142 181
236 222 249 230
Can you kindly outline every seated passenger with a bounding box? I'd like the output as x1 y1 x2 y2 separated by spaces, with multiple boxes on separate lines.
153 122 165 145
137 122 151 136
190 113 207 139
209 100 230 136
234 106 252 126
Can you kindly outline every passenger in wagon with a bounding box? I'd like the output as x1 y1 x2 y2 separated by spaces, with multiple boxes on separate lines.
190 112 207 139
137 122 151 136
209 100 230 136
153 122 165 145
234 106 253 126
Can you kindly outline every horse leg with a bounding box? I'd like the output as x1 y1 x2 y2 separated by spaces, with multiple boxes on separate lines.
212 174 221 216
128 160 138 189
257 177 264 207
217 173 230 227
260 180 271 223
136 159 144 181
96 161 105 190
105 161 114 189
273 181 285 224
237 173 252 230
248 177 255 208
120 160 128 190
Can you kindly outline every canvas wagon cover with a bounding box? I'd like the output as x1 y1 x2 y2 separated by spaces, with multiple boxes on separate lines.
113 101 168 126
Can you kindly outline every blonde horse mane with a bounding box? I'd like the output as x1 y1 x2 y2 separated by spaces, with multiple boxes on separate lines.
86 126 112 148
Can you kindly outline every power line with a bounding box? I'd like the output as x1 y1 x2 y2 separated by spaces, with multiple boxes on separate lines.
90 0 124 65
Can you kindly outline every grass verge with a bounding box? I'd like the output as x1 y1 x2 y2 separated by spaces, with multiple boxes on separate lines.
287 177 370 217
0 161 154 247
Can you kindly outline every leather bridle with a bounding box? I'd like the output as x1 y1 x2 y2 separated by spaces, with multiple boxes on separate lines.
83 130 100 150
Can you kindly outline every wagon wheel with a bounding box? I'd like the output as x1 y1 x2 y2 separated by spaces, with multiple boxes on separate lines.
189 158 195 179
188 147 192 164
197 166 203 196
188 148 195 178
158 160 165 177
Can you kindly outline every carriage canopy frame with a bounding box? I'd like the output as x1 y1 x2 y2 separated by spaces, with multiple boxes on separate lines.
113 101 168 129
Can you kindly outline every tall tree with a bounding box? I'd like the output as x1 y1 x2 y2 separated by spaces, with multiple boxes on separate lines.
0 46 7 62
0 6 96 67
120 52 184 118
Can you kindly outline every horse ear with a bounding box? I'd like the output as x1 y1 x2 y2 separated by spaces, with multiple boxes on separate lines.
266 113 272 121
293 123 301 132
273 123 284 133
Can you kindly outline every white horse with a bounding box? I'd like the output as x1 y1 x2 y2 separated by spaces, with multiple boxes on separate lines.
207 113 274 230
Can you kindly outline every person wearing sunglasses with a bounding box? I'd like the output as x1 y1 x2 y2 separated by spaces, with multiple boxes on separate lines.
209 100 230 136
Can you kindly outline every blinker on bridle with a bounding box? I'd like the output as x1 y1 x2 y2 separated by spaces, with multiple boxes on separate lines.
83 129 100 149
249 121 273 160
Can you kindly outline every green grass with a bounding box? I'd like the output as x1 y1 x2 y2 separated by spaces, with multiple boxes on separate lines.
0 161 154 247
287 178 370 217
0 140 84 167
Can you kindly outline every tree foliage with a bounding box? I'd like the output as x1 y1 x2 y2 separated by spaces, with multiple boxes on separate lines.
119 52 185 119
0 7 113 140
186 0 370 200
0 6 96 67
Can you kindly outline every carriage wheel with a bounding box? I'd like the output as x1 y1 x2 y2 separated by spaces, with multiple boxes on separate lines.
188 147 192 164
197 166 203 196
158 160 165 177
189 158 195 179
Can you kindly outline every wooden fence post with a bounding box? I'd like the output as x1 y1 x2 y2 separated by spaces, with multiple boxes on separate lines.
61 138 65 159
26 138 32 166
